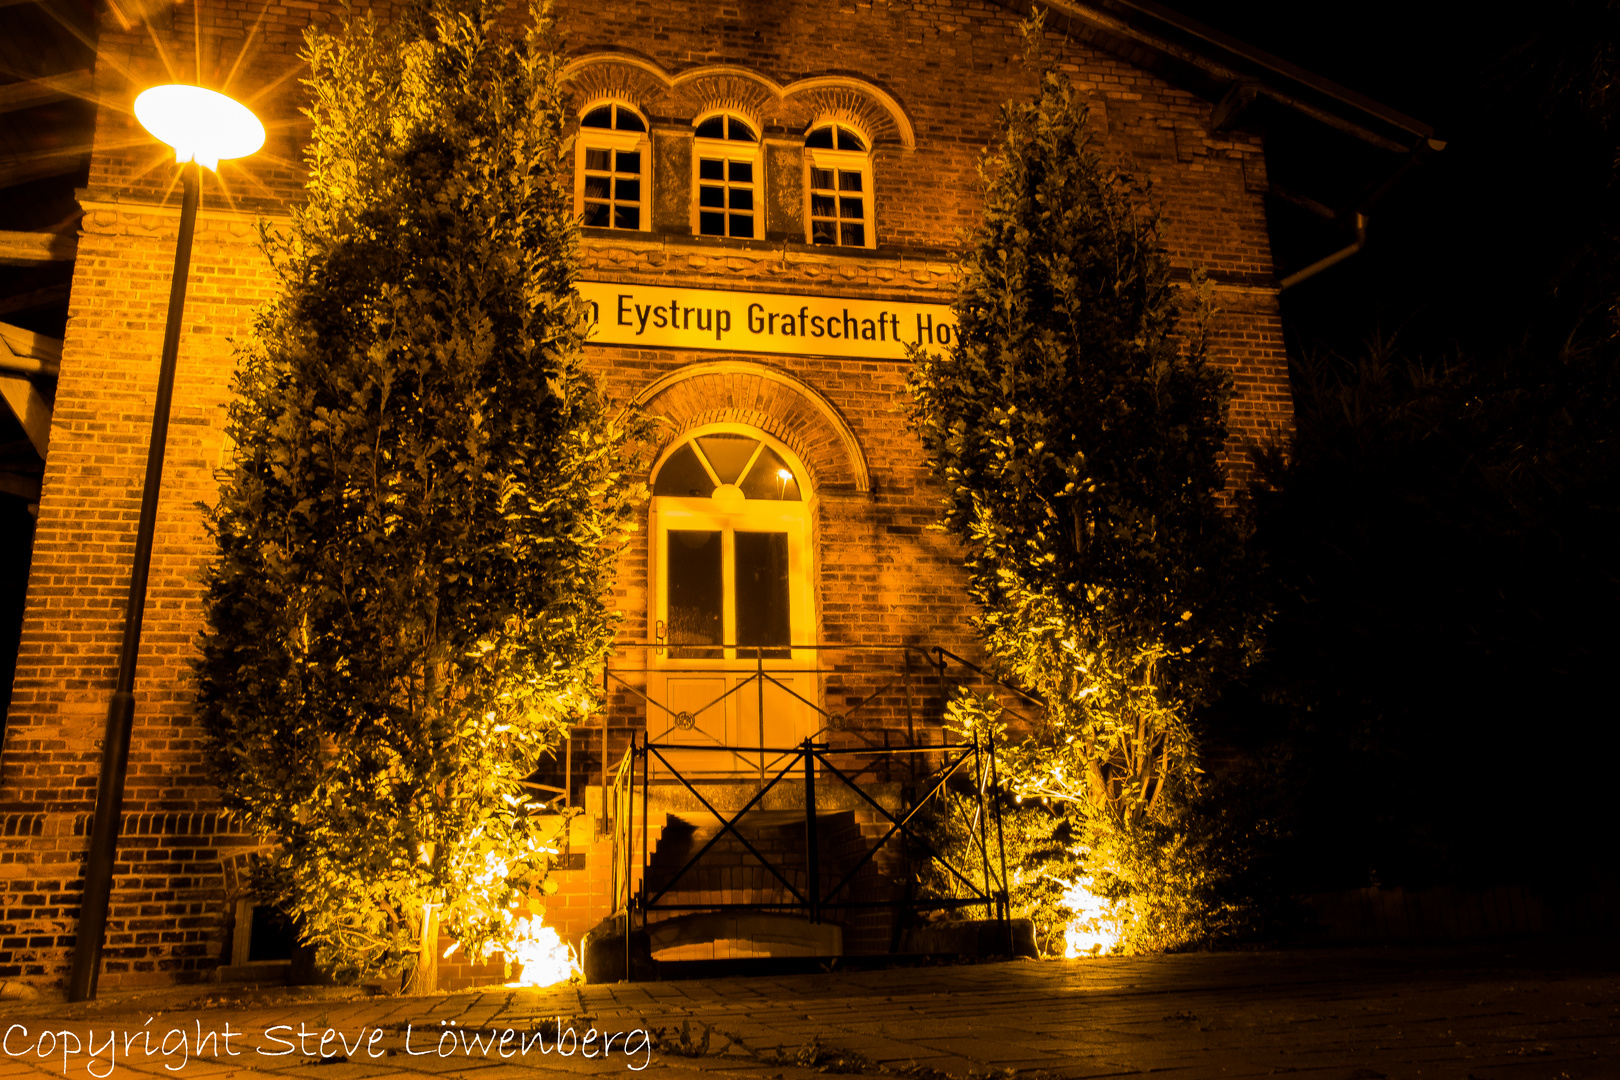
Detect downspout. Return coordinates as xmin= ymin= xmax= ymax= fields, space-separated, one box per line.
xmin=1278 ymin=137 xmax=1446 ymax=291
xmin=1280 ymin=211 xmax=1368 ymax=290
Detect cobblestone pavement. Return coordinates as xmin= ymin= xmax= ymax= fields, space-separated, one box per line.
xmin=0 ymin=942 xmax=1615 ymax=1080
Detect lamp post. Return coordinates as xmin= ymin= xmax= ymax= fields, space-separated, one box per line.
xmin=68 ymin=85 xmax=264 ymax=1002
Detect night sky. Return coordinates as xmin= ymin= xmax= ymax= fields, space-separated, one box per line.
xmin=1161 ymin=0 xmax=1609 ymax=363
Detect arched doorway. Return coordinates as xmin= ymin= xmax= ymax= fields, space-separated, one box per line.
xmin=647 ymin=425 xmax=816 ymax=776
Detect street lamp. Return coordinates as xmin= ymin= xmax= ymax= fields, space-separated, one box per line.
xmin=67 ymin=85 xmax=263 ymax=1002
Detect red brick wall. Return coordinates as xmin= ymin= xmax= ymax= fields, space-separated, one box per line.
xmin=0 ymin=0 xmax=1292 ymax=990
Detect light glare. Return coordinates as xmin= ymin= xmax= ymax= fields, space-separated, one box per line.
xmin=1061 ymin=875 xmax=1122 ymax=957
xmin=504 ymin=915 xmax=582 ymax=987
xmin=134 ymin=84 xmax=265 ymax=171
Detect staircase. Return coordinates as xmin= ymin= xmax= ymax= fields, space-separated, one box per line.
xmin=640 ymin=807 xmax=902 ymax=958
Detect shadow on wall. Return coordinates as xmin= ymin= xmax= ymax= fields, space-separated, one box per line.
xmin=0 ymin=496 xmax=35 ymax=748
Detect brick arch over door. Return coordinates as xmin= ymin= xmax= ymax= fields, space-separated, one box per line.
xmin=632 ymin=360 xmax=872 ymax=497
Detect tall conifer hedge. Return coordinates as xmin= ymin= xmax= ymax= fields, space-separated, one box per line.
xmin=197 ymin=0 xmax=641 ymax=987
xmin=905 ymin=22 xmax=1264 ymax=951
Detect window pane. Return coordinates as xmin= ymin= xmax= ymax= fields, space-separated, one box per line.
xmin=838 ymin=170 xmax=863 ymax=192
xmin=696 ymin=116 xmax=725 ymax=139
xmin=729 ymin=188 xmax=754 ymax=211
xmin=582 ymin=106 xmax=612 ymax=128
xmin=735 ymin=531 xmax=791 ymax=655
xmin=811 ymin=221 xmax=836 ymax=245
xmin=728 ymin=160 xmax=753 ymax=183
xmin=839 ymin=196 xmax=863 ymax=220
xmin=729 ymin=213 xmax=753 ymax=237
xmin=615 ymin=177 xmax=641 ymax=202
xmin=653 ymin=443 xmax=717 ymax=497
xmin=615 ymin=150 xmax=640 ymax=174
xmin=840 ymin=222 xmax=866 ymax=246
xmin=582 ymin=202 xmax=610 ymax=228
xmin=738 ymin=444 xmax=802 ymax=501
xmin=585 ymin=148 xmax=611 ymax=171
xmin=805 ymin=126 xmax=834 ymax=149
xmin=810 ymin=167 xmax=834 ymax=190
xmin=810 ymin=193 xmax=836 ymax=218
xmin=583 ymin=175 xmax=611 ymax=200
xmin=696 ymin=434 xmax=757 ymax=484
xmin=836 ymin=127 xmax=867 ymax=151
xmin=616 ymin=107 xmax=646 ymax=132
xmin=668 ymin=530 xmax=723 ymax=660
xmin=699 ymin=158 xmax=724 ymax=181
xmin=699 ymin=185 xmax=725 ymax=209
xmin=727 ymin=116 xmax=757 ymax=142
xmin=614 ymin=204 xmax=639 ymax=229
xmin=699 ymin=211 xmax=726 ymax=235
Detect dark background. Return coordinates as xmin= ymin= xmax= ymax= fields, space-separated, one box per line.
xmin=1160 ymin=1 xmax=1620 ymax=899
xmin=1162 ymin=0 xmax=1607 ymax=360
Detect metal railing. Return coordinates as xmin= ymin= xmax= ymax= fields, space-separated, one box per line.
xmin=596 ymin=642 xmax=1040 ymax=976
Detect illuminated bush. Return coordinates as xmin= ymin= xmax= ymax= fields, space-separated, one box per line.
xmin=197 ymin=0 xmax=644 ymax=990
xmin=904 ymin=14 xmax=1265 ymax=952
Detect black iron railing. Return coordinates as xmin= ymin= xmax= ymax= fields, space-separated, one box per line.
xmin=596 ymin=642 xmax=1041 ymax=977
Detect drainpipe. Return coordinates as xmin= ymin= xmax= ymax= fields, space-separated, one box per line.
xmin=1280 ymin=211 xmax=1368 ymax=290
xmin=1278 ymin=137 xmax=1446 ymax=291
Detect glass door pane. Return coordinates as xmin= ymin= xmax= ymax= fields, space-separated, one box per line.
xmin=734 ymin=530 xmax=790 ymax=659
xmin=668 ymin=530 xmax=722 ymax=659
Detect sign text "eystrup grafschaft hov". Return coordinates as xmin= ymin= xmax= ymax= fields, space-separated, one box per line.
xmin=577 ymin=282 xmax=959 ymax=361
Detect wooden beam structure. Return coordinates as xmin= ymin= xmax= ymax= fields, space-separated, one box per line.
xmin=0 ymin=69 xmax=95 ymax=114
xmin=0 ymin=230 xmax=78 ymax=265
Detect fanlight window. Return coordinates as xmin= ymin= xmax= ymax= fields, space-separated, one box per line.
xmin=653 ymin=433 xmax=801 ymax=501
xmin=581 ymin=103 xmax=647 ymax=132
xmin=695 ymin=115 xmax=756 ymax=142
xmin=652 ymin=433 xmax=808 ymax=661
xmin=805 ymin=123 xmax=866 ymax=151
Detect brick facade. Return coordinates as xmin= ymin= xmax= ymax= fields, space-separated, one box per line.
xmin=0 ymin=0 xmax=1292 ymax=989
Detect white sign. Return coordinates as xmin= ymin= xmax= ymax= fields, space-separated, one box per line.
xmin=577 ymin=281 xmax=959 ymax=360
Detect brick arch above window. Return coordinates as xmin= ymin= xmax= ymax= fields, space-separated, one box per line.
xmin=563 ymin=61 xmax=664 ymax=122
xmin=631 ymin=360 xmax=872 ymax=497
xmin=559 ymin=54 xmax=916 ymax=150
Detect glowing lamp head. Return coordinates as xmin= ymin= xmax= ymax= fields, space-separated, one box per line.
xmin=134 ymin=84 xmax=264 ymax=171
xmin=776 ymin=468 xmax=793 ymax=482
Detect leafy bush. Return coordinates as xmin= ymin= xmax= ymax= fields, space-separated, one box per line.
xmin=196 ymin=0 xmax=645 ymax=989
xmin=903 ymin=15 xmax=1266 ymax=954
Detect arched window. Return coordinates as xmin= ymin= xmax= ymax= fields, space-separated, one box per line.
xmin=692 ymin=113 xmax=761 ymax=240
xmin=804 ymin=122 xmax=873 ymax=248
xmin=576 ymin=102 xmax=649 ymax=231
xmin=648 ymin=427 xmax=816 ymax=772
xmin=652 ymin=428 xmax=810 ymax=659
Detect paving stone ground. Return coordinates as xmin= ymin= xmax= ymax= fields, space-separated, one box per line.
xmin=0 ymin=942 xmax=1615 ymax=1080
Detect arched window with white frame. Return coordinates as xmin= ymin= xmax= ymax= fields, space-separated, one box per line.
xmin=576 ymin=101 xmax=649 ymax=231
xmin=692 ymin=113 xmax=762 ymax=240
xmin=804 ymin=122 xmax=873 ymax=248
xmin=648 ymin=427 xmax=816 ymax=772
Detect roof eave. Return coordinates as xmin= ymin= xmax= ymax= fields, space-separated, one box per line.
xmin=1007 ymin=0 xmax=1435 ymax=151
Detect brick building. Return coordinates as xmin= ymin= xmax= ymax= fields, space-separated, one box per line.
xmin=0 ymin=0 xmax=1433 ymax=990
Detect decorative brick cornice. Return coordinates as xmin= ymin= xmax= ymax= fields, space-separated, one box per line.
xmin=0 ymin=813 xmax=45 ymax=838
xmin=71 ymin=811 xmax=257 ymax=838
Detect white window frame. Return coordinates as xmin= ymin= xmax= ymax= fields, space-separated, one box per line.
xmin=804 ymin=126 xmax=875 ymax=249
xmin=691 ymin=112 xmax=764 ymax=241
xmin=648 ymin=425 xmax=815 ymax=667
xmin=574 ymin=103 xmax=651 ymax=232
